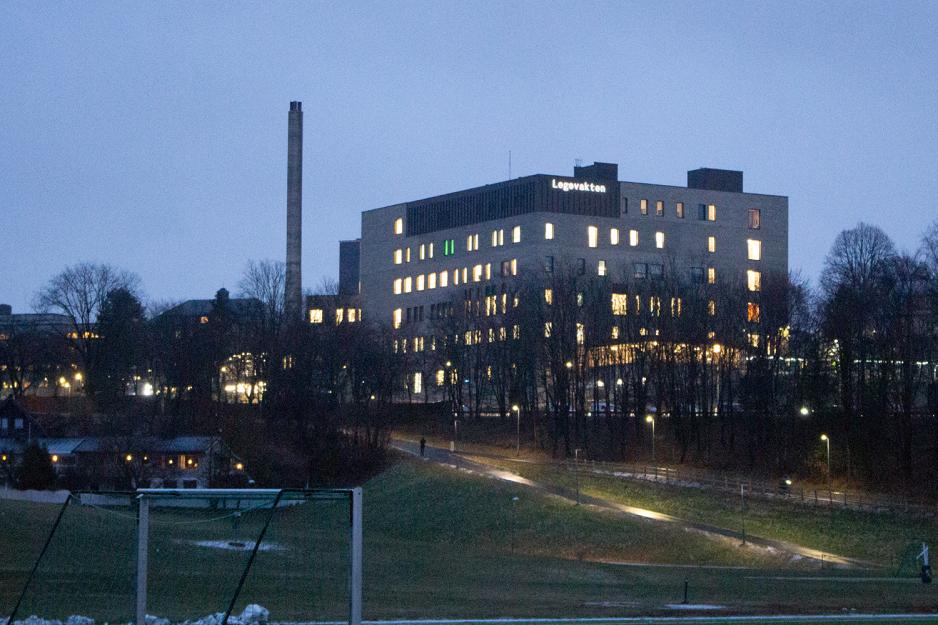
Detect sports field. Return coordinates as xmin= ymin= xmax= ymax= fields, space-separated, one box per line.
xmin=0 ymin=459 xmax=936 ymax=623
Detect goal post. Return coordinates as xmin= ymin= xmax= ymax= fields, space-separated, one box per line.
xmin=133 ymin=487 xmax=363 ymax=625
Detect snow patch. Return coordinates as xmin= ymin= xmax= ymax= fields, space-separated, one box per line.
xmin=186 ymin=540 xmax=286 ymax=552
xmin=8 ymin=604 xmax=270 ymax=625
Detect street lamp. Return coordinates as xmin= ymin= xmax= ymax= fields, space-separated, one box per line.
xmin=800 ymin=406 xmax=810 ymax=416
xmin=820 ymin=434 xmax=831 ymax=490
xmin=646 ymin=415 xmax=656 ymax=462
xmin=512 ymin=404 xmax=521 ymax=456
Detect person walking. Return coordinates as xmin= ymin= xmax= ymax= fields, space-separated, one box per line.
xmin=419 ymin=437 xmax=427 ymax=457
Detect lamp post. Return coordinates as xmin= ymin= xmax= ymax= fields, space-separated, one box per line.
xmin=512 ymin=404 xmax=520 ymax=456
xmin=646 ymin=414 xmax=656 ymax=462
xmin=820 ymin=433 xmax=831 ymax=494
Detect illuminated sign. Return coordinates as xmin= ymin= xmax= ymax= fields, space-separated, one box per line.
xmin=551 ymin=178 xmax=607 ymax=193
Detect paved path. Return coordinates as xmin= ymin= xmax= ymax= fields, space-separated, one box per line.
xmin=392 ymin=439 xmax=871 ymax=569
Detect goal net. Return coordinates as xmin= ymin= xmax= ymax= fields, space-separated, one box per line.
xmin=3 ymin=488 xmax=362 ymax=625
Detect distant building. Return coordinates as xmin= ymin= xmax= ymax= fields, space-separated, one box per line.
xmin=356 ymin=162 xmax=788 ymax=329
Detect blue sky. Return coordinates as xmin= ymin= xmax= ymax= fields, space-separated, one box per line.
xmin=2 ymin=1 xmax=936 ymax=311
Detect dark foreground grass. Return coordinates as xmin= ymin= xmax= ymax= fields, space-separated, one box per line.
xmin=464 ymin=457 xmax=938 ymax=568
xmin=1 ymin=460 xmax=937 ymax=622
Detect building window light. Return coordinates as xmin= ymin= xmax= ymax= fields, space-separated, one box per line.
xmin=309 ymin=308 xmax=323 ymax=324
xmin=544 ymin=288 xmax=553 ymax=305
xmin=747 ymin=269 xmax=761 ymax=292
xmin=335 ymin=308 xmax=345 ymax=324
xmin=404 ymin=276 xmax=412 ymax=293
xmin=462 ymin=267 xmax=468 ymax=283
xmin=512 ymin=225 xmax=521 ymax=243
xmin=428 ymin=272 xmax=437 ymax=289
xmin=611 ymin=293 xmax=628 ymax=316
xmin=428 ymin=242 xmax=434 ymax=258
xmin=707 ymin=267 xmax=716 ymax=284
xmin=640 ymin=199 xmax=648 ymax=215
xmin=392 ymin=308 xmax=402 ymax=329
xmin=655 ymin=200 xmax=663 ymax=216
xmin=610 ymin=228 xmax=620 ymax=245
xmin=655 ymin=232 xmax=665 ymax=249
xmin=708 ymin=204 xmax=717 ymax=221
xmin=708 ymin=236 xmax=716 ymax=253
xmin=511 ymin=258 xmax=518 ymax=275
xmin=629 ymin=229 xmax=639 ymax=246
xmin=747 ymin=302 xmax=761 ymax=323
xmin=485 ymin=263 xmax=491 ymax=280
xmin=393 ymin=249 xmax=403 ymax=264
xmin=394 ymin=217 xmax=403 ymax=235
xmin=439 ymin=271 xmax=448 ymax=288
xmin=708 ymin=300 xmax=716 ymax=316
xmin=405 ymin=247 xmax=411 ymax=263
xmin=416 ymin=274 xmax=425 ymax=291
xmin=598 ymin=260 xmax=607 ymax=276
xmin=676 ymin=202 xmax=684 ymax=218
xmin=588 ymin=226 xmax=599 ymax=248
xmin=747 ymin=239 xmax=762 ymax=261
xmin=545 ymin=222 xmax=554 ymax=240
xmin=419 ymin=244 xmax=426 ymax=260
xmin=393 ymin=278 xmax=402 ymax=295
xmin=473 ymin=264 xmax=483 ymax=282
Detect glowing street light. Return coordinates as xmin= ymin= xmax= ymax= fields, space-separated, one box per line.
xmin=800 ymin=406 xmax=810 ymax=416
xmin=820 ymin=433 xmax=831 ymax=487
xmin=646 ymin=414 xmax=656 ymax=461
xmin=512 ymin=404 xmax=521 ymax=456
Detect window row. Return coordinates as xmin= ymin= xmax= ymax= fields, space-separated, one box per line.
xmin=393 ymin=260 xmax=519 ymax=295
xmin=308 ymin=307 xmax=362 ymax=325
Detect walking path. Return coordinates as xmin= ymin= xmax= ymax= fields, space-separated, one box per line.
xmin=392 ymin=439 xmax=871 ymax=569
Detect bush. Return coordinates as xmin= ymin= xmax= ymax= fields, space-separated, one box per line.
xmin=18 ymin=442 xmax=57 ymax=490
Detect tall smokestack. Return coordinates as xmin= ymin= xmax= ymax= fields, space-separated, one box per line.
xmin=285 ymin=101 xmax=303 ymax=322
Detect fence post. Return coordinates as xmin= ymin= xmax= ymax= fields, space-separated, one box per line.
xmin=349 ymin=487 xmax=363 ymax=625
xmin=135 ymin=495 xmax=149 ymax=625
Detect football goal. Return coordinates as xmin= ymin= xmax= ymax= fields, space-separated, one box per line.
xmin=5 ymin=487 xmax=362 ymax=625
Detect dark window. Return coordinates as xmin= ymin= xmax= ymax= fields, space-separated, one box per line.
xmin=621 ymin=197 xmax=628 ymax=215
xmin=501 ymin=260 xmax=510 ymax=277
xmin=544 ymin=256 xmax=554 ymax=273
xmin=649 ymin=263 xmax=664 ymax=279
xmin=697 ymin=203 xmax=707 ymax=221
xmin=690 ymin=267 xmax=704 ymax=284
xmin=748 ymin=208 xmax=761 ymax=229
xmin=633 ymin=263 xmax=648 ymax=279
xmin=576 ymin=258 xmax=586 ymax=275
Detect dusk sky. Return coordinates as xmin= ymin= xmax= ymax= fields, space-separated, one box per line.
xmin=2 ymin=1 xmax=936 ymax=313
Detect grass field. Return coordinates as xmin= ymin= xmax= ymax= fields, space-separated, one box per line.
xmin=459 ymin=455 xmax=938 ymax=568
xmin=1 ymin=459 xmax=937 ymax=622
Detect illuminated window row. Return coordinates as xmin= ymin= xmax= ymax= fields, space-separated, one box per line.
xmin=393 ymin=260 xmax=518 ymax=295
xmin=587 ymin=227 xmax=645 ymax=248
xmin=637 ymin=199 xmax=687 ymax=219
xmin=309 ymin=307 xmax=362 ymax=325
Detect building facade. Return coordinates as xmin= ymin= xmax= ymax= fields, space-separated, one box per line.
xmin=358 ymin=163 xmax=787 ymax=330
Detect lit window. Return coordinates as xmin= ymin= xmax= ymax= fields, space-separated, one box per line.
xmin=708 ymin=204 xmax=717 ymax=221
xmin=598 ymin=260 xmax=607 ymax=276
xmin=747 ymin=239 xmax=762 ymax=261
xmin=393 ymin=278 xmax=402 ymax=294
xmin=629 ymin=229 xmax=639 ymax=246
xmin=435 ymin=370 xmax=445 ymax=386
xmin=394 ymin=217 xmax=403 ymax=235
xmin=545 ymin=222 xmax=554 ymax=240
xmin=452 ymin=268 xmax=460 ymax=285
xmin=748 ymin=208 xmax=761 ymax=229
xmin=349 ymin=308 xmax=358 ymax=323
xmin=413 ymin=372 xmax=422 ymax=394
xmin=655 ymin=232 xmax=665 ymax=249
xmin=406 ymin=247 xmax=411 ymax=263
xmin=707 ymin=267 xmax=716 ymax=284
xmin=588 ymin=226 xmax=598 ymax=248
xmin=428 ymin=273 xmax=437 ymax=289
xmin=611 ymin=326 xmax=620 ymax=339
xmin=655 ymin=200 xmax=663 ymax=216
xmin=747 ymin=269 xmax=761 ymax=292
xmin=544 ymin=322 xmax=552 ymax=338
xmin=336 ymin=308 xmax=345 ymax=324
xmin=428 ymin=242 xmax=434 ymax=258
xmin=404 ymin=277 xmax=412 ymax=293
xmin=544 ymin=289 xmax=553 ymax=305
xmin=393 ymin=249 xmax=403 ymax=264
xmin=576 ymin=323 xmax=585 ymax=344
xmin=511 ymin=258 xmax=518 ymax=275
xmin=309 ymin=309 xmax=323 ymax=324
xmin=416 ymin=274 xmax=425 ymax=291
xmin=676 ymin=202 xmax=684 ymax=218
xmin=462 ymin=267 xmax=468 ymax=283
xmin=747 ymin=302 xmax=761 ymax=323
xmin=485 ymin=263 xmax=492 ymax=280
xmin=610 ymin=228 xmax=619 ymax=245
xmin=491 ymin=229 xmax=504 ymax=247
xmin=708 ymin=236 xmax=716 ymax=253
xmin=611 ymin=293 xmax=628 ymax=315
xmin=512 ymin=225 xmax=521 ymax=243
xmin=443 ymin=239 xmax=455 ymax=256
xmin=473 ymin=264 xmax=483 ymax=282
xmin=199 ymin=316 xmax=209 ymax=324
xmin=393 ymin=309 xmax=402 ymax=328
xmin=671 ymin=297 xmax=682 ymax=317
xmin=707 ymin=300 xmax=716 ymax=316
xmin=439 ymin=271 xmax=448 ymax=288
xmin=419 ymin=244 xmax=426 ymax=260
xmin=640 ymin=199 xmax=648 ymax=215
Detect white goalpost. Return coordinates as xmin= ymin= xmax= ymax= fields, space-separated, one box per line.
xmin=133 ymin=487 xmax=363 ymax=625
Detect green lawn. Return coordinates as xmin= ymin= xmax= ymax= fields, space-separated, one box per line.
xmin=464 ymin=457 xmax=938 ymax=568
xmin=1 ymin=460 xmax=937 ymax=622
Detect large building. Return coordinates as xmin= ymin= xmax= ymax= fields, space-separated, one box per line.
xmin=357 ymin=163 xmax=787 ymax=329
